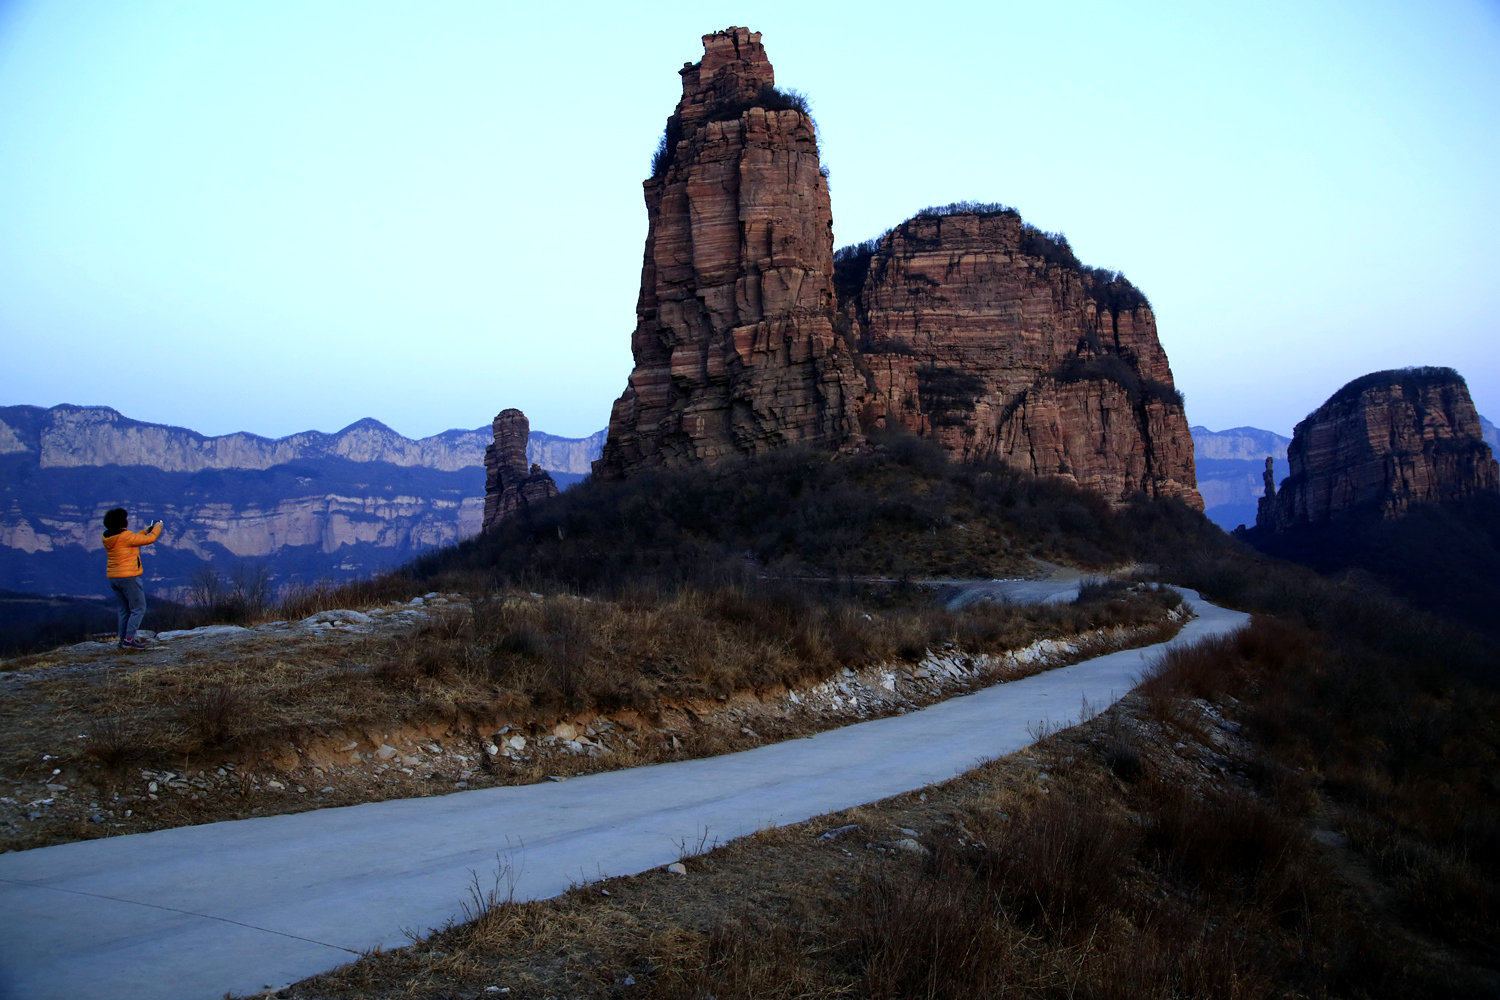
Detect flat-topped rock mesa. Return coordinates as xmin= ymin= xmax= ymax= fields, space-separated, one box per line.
xmin=483 ymin=409 xmax=559 ymax=531
xmin=593 ymin=27 xmax=866 ymax=478
xmin=1257 ymin=367 xmax=1499 ymax=530
xmin=839 ymin=208 xmax=1201 ymax=508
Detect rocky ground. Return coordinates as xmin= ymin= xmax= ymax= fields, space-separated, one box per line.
xmin=0 ymin=589 xmax=1184 ymax=854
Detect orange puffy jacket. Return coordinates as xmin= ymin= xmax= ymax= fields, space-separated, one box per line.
xmin=103 ymin=522 xmax=162 ymax=579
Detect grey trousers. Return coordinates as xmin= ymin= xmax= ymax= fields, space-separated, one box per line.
xmin=109 ymin=576 xmax=147 ymax=641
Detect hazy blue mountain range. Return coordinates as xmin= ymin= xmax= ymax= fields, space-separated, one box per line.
xmin=0 ymin=405 xmax=604 ymax=601
xmin=1191 ymin=426 xmax=1292 ymax=531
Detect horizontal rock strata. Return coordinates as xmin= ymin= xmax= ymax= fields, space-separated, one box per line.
xmin=483 ymin=409 xmax=559 ymax=530
xmin=594 ymin=27 xmax=865 ymax=478
xmin=840 ymin=210 xmax=1201 ymax=507
xmin=1258 ymin=367 xmax=1500 ymax=529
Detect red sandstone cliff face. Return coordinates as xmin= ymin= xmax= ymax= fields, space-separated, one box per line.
xmin=839 ymin=211 xmax=1201 ymax=508
xmin=483 ymin=409 xmax=558 ymax=531
xmin=593 ymin=27 xmax=865 ymax=478
xmin=1258 ymin=368 xmax=1500 ymax=529
xmin=595 ymin=30 xmax=1199 ymax=510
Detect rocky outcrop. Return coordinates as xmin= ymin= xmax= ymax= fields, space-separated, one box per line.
xmin=482 ymin=409 xmax=558 ymax=530
xmin=1257 ymin=367 xmax=1499 ymax=530
xmin=593 ymin=27 xmax=866 ymax=478
xmin=595 ymin=32 xmax=1199 ymax=509
xmin=839 ymin=209 xmax=1201 ymax=508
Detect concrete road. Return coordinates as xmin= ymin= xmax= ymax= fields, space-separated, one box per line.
xmin=0 ymin=589 xmax=1247 ymax=1000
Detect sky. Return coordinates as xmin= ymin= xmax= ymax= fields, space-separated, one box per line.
xmin=1 ymin=1 xmax=1496 ymax=441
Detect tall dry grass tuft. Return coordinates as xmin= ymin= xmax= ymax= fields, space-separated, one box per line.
xmin=852 ymin=860 xmax=1017 ymax=999
xmin=1141 ymin=782 xmax=1307 ymax=898
xmin=647 ymin=910 xmax=837 ymax=1000
xmin=177 ymin=683 xmax=249 ymax=750
xmin=967 ymin=788 xmax=1137 ymax=936
xmin=79 ymin=716 xmax=147 ymax=772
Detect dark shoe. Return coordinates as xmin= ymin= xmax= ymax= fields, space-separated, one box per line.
xmin=118 ymin=638 xmax=149 ymax=650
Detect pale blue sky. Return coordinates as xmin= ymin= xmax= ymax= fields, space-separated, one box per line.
xmin=1 ymin=1 xmax=1496 ymax=440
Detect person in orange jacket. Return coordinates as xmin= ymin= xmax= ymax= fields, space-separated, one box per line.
xmin=102 ymin=507 xmax=163 ymax=650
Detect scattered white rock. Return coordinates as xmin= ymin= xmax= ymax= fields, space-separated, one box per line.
xmin=155 ymin=625 xmax=252 ymax=642
xmin=299 ymin=610 xmax=373 ymax=627
xmin=375 ymin=745 xmax=398 ymax=760
xmin=667 ymin=862 xmax=688 ymax=875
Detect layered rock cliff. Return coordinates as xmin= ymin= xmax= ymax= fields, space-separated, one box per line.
xmin=839 ymin=209 xmax=1201 ymax=508
xmin=1256 ymin=367 xmax=1499 ymax=530
xmin=595 ymin=30 xmax=1199 ymax=509
xmin=0 ymin=405 xmax=603 ymax=599
xmin=593 ymin=27 xmax=865 ymax=478
xmin=482 ymin=409 xmax=559 ymax=531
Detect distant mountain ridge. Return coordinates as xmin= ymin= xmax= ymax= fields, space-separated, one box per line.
xmin=1191 ymin=425 xmax=1292 ymax=531
xmin=0 ymin=404 xmax=604 ymax=600
xmin=0 ymin=404 xmax=607 ymax=475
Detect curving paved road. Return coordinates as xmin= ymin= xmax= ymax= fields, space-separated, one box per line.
xmin=0 ymin=587 xmax=1248 ymax=1000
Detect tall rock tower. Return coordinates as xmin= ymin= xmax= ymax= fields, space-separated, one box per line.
xmin=593 ymin=27 xmax=865 ymax=478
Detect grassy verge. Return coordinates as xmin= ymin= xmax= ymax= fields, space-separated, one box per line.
xmin=0 ymin=580 xmax=1180 ymax=851
xmin=258 ymin=606 xmax=1499 ymax=999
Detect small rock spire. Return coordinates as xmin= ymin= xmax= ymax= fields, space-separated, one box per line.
xmin=482 ymin=408 xmax=558 ymax=531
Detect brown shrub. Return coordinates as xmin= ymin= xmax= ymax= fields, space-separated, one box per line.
xmin=176 ymin=683 xmax=248 ymax=750
xmin=968 ymin=788 xmax=1138 ymax=935
xmin=851 ymin=860 xmax=1017 ymax=999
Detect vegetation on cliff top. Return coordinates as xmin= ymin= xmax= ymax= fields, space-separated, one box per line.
xmin=834 ymin=201 xmax=1151 ymax=319
xmin=1321 ymin=364 xmax=1466 ymax=412
xmin=650 ymin=84 xmax=815 ymax=179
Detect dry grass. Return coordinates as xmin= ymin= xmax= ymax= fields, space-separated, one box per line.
xmin=246 ymin=607 xmax=1500 ymax=1000
xmin=0 ymin=580 xmax=1180 ymax=852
